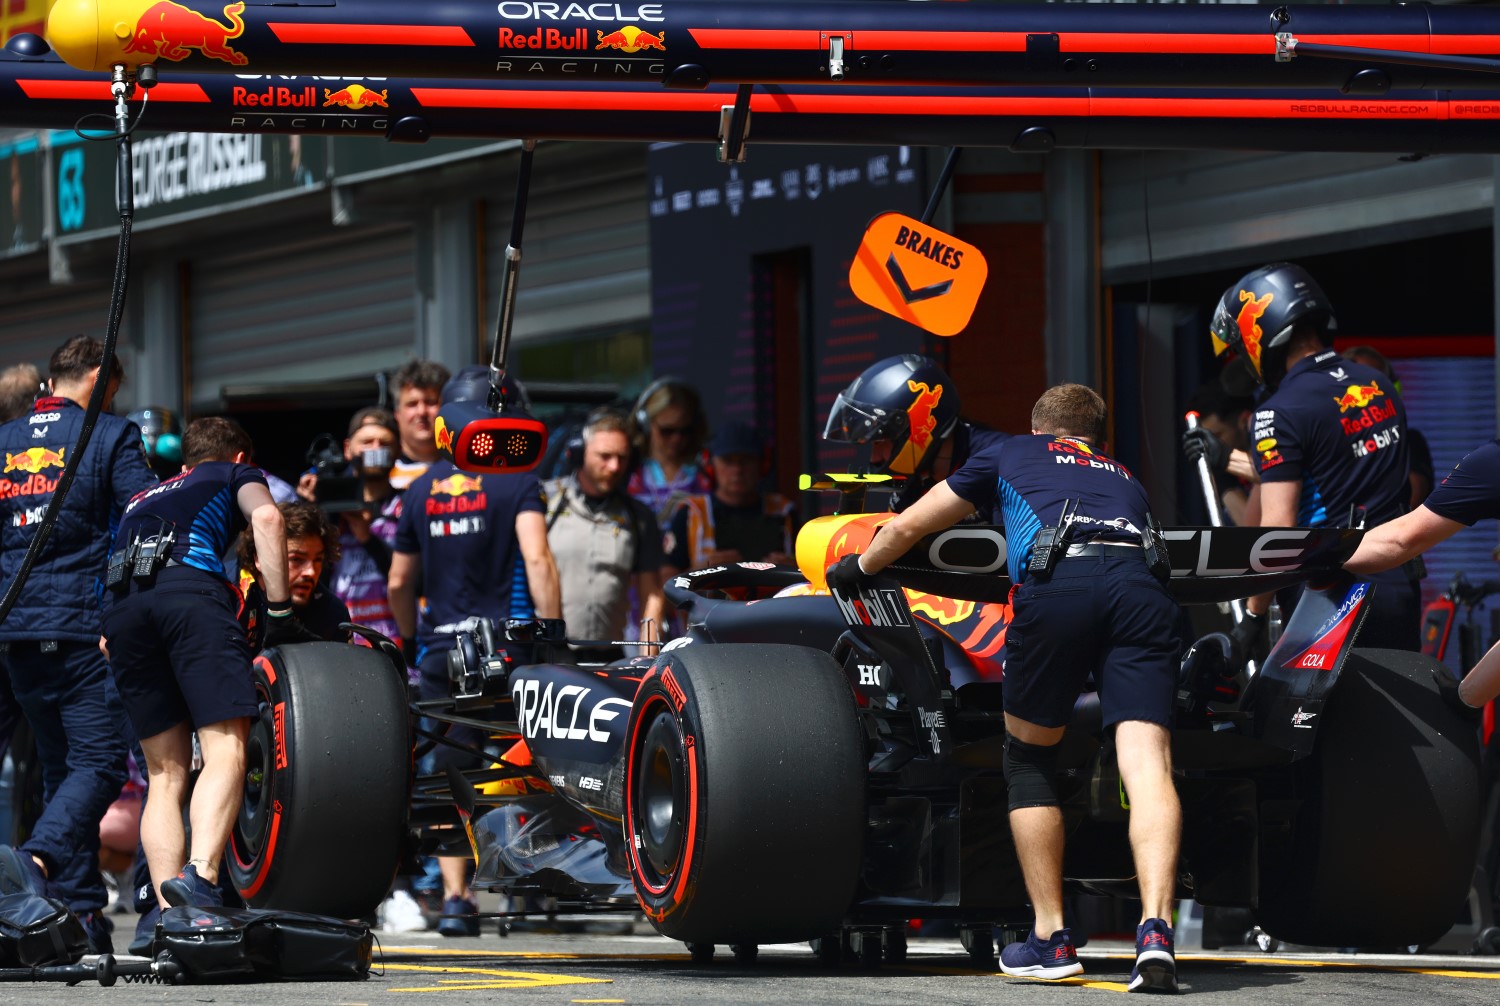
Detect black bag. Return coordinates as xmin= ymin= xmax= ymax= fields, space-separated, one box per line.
xmin=155 ymin=906 xmax=371 ymax=982
xmin=0 ymin=892 xmax=87 ymax=967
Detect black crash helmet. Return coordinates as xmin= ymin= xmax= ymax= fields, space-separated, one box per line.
xmin=822 ymin=354 xmax=960 ymax=476
xmin=1210 ymin=262 xmax=1336 ymax=391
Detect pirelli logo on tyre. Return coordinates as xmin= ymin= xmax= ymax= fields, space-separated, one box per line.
xmin=849 ymin=212 xmax=987 ymax=338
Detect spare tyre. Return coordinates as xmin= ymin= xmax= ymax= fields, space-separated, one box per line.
xmin=227 ymin=642 xmax=411 ymax=919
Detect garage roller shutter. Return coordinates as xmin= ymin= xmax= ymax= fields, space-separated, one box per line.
xmin=187 ymin=223 xmax=417 ymax=410
xmin=483 ymin=142 xmax=649 ymax=344
xmin=4 ymin=283 xmax=118 ymax=375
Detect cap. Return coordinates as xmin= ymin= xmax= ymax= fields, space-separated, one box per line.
xmin=709 ymin=421 xmax=763 ymax=459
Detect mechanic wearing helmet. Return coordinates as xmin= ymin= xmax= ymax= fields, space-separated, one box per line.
xmin=828 ymin=384 xmax=1182 ymax=992
xmin=823 ymin=353 xmax=1009 ymax=516
xmin=1346 ymin=436 xmax=1500 ymax=712
xmin=1207 ymin=262 xmax=1418 ymax=658
xmin=388 ymin=365 xmax=561 ymax=936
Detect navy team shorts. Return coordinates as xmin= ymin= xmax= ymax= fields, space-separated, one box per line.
xmin=1003 ymin=552 xmax=1181 ymax=730
xmin=102 ymin=566 xmax=257 ymax=740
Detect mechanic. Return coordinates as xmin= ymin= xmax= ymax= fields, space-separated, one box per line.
xmin=662 ymin=422 xmax=795 ymax=577
xmin=238 ymin=501 xmax=351 ymax=644
xmin=1347 ymin=436 xmax=1500 ymax=711
xmin=1179 ymin=380 xmax=1257 ymax=525
xmin=543 ymin=406 xmax=665 ymax=661
xmin=1208 ymin=262 xmax=1420 ymax=658
xmin=389 ymin=366 xmax=560 ymax=936
xmin=388 ymin=359 xmax=451 ymax=491
xmin=300 ymin=407 xmax=404 ymax=651
xmin=99 ymin=417 xmax=291 ymax=945
xmin=0 ymin=336 xmax=157 ymax=953
xmin=823 ymin=353 xmax=1009 ymax=517
xmin=827 ymin=384 xmax=1182 ymax=993
xmin=627 ymin=377 xmax=713 ymax=526
xmin=1342 ymin=345 xmax=1435 ymax=508
xmin=0 ymin=362 xmax=40 ymax=422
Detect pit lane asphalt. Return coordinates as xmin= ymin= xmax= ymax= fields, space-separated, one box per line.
xmin=1 ymin=921 xmax=1498 ymax=1004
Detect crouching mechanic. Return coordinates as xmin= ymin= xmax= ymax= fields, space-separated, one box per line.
xmin=827 ymin=385 xmax=1182 ymax=993
xmin=101 ymin=418 xmax=291 ymax=944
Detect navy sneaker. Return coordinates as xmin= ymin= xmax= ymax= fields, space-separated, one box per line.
xmin=1128 ymin=918 xmax=1178 ymax=994
xmin=437 ymin=896 xmax=480 ymax=938
xmin=0 ymin=846 xmax=50 ymax=898
xmin=999 ymin=927 xmax=1084 ymax=980
xmin=128 ymin=905 xmax=161 ymax=957
xmin=78 ymin=910 xmax=114 ymax=955
xmin=159 ymin=864 xmax=223 ymax=909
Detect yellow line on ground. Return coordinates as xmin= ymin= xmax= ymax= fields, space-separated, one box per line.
xmin=382 ymin=962 xmax=612 ymax=993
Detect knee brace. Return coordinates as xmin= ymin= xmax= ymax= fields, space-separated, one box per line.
xmin=1004 ymin=736 xmax=1061 ymax=811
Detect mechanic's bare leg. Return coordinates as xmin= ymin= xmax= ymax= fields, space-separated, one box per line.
xmin=186 ymin=718 xmax=250 ymax=885
xmin=1005 ymin=715 xmax=1067 ymax=938
xmin=1114 ymin=720 xmax=1180 ymax=923
xmin=439 ymin=856 xmax=471 ymax=902
xmin=138 ymin=721 xmax=194 ymax=909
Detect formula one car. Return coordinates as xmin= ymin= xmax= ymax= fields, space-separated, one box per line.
xmin=233 ymin=506 xmax=1480 ymax=957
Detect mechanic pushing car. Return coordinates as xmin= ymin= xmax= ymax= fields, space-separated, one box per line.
xmin=823 ymin=354 xmax=1010 ymax=516
xmin=1209 ymin=263 xmax=1421 ymax=658
xmin=828 ymin=384 xmax=1182 ymax=993
xmin=1348 ymin=435 xmax=1500 ymax=711
xmin=100 ymin=418 xmax=291 ymax=952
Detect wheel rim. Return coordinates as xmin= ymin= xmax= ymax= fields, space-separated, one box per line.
xmin=231 ymin=703 xmax=276 ymax=862
xmin=636 ymin=707 xmax=686 ymax=882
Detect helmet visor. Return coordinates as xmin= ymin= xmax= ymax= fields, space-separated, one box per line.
xmin=822 ymin=392 xmax=898 ymax=444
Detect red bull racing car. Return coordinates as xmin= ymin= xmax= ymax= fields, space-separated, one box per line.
xmin=235 ymin=507 xmax=1480 ymax=959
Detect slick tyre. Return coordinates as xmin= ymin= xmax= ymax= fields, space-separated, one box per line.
xmin=227 ymin=642 xmax=411 ymax=919
xmin=1256 ymin=648 xmax=1480 ymax=948
xmin=625 ymin=644 xmax=864 ymax=946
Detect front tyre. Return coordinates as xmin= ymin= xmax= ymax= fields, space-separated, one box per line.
xmin=625 ymin=644 xmax=865 ymax=946
xmin=227 ymin=642 xmax=411 ymax=919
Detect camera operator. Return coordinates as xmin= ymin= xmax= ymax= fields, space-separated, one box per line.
xmin=297 ymin=408 xmax=403 ymax=651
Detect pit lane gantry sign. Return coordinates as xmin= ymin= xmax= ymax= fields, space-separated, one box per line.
xmin=849 ymin=212 xmax=987 ymax=338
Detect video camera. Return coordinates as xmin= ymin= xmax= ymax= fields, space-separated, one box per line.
xmin=304 ymin=433 xmax=365 ymax=513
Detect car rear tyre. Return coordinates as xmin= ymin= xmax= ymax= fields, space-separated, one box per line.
xmin=227 ymin=642 xmax=411 ymax=918
xmin=1255 ymin=648 xmax=1480 ymax=947
xmin=624 ymin=644 xmax=864 ymax=946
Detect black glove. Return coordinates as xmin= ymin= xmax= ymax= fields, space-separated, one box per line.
xmin=400 ymin=637 xmax=418 ymax=669
xmin=1182 ymin=427 xmax=1230 ymax=473
xmin=264 ymin=612 xmax=321 ymax=648
xmin=826 ymin=554 xmax=875 ymax=593
xmin=1228 ymin=611 xmax=1269 ymax=667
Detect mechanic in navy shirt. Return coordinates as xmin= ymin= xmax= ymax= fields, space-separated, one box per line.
xmin=828 ymin=385 xmax=1182 ymax=993
xmin=1208 ymin=263 xmax=1419 ymax=655
xmin=102 ymin=417 xmax=290 ymax=935
xmin=824 ymin=354 xmax=1010 ymax=517
xmin=388 ymin=367 xmax=560 ymax=935
xmin=1349 ymin=437 xmax=1500 ymax=710
xmin=0 ymin=336 xmax=157 ymax=951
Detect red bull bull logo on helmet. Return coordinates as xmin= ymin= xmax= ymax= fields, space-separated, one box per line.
xmin=1235 ymin=290 xmax=1273 ymax=369
xmin=595 ymin=25 xmax=665 ymax=52
xmin=323 ymin=84 xmax=388 ymax=110
xmin=121 ymin=0 xmax=249 ymax=66
xmin=434 ymin=416 xmax=455 ymax=455
xmin=905 ymin=380 xmax=943 ymax=451
xmin=4 ymin=447 xmax=64 ymax=475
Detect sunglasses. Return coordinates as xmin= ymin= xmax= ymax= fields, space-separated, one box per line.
xmin=654 ymin=424 xmax=693 ymax=437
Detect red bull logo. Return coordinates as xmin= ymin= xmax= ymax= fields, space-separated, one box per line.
xmin=121 ymin=0 xmax=248 ymax=66
xmin=1334 ymin=383 xmax=1384 ymax=413
xmin=430 ymin=474 xmax=485 ymax=497
xmin=905 ymin=380 xmax=944 ymax=451
xmin=4 ymin=447 xmax=64 ymax=475
xmin=1235 ymin=290 xmax=1274 ymax=368
xmin=323 ymin=84 xmax=388 ymax=111
xmin=595 ymin=25 xmax=665 ymax=52
xmin=434 ymin=416 xmax=454 ymax=455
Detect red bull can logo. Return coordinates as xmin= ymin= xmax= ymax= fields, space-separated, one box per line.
xmin=121 ymin=0 xmax=249 ymax=66
xmin=434 ymin=416 xmax=454 ymax=455
xmin=4 ymin=447 xmax=64 ymax=475
xmin=430 ymin=474 xmax=485 ymax=497
xmin=905 ymin=380 xmax=944 ymax=451
xmin=595 ymin=25 xmax=665 ymax=52
xmin=1334 ymin=383 xmax=1384 ymax=413
xmin=323 ymin=84 xmax=388 ymax=111
xmin=1235 ymin=290 xmax=1274 ymax=368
